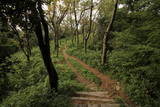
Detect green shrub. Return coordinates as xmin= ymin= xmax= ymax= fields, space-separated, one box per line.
xmin=1 ymin=83 xmax=72 ymax=107
xmin=1 ymin=45 xmax=85 ymax=107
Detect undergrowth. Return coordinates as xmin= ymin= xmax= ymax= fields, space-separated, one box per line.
xmin=66 ymin=38 xmax=160 ymax=107
xmin=0 ymin=44 xmax=85 ymax=107
xmin=68 ymin=58 xmax=101 ymax=86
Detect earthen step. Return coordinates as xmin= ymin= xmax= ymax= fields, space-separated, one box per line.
xmin=73 ymin=103 xmax=120 ymax=107
xmin=76 ymin=92 xmax=109 ymax=95
xmin=75 ymin=92 xmax=110 ymax=98
xmin=72 ymin=97 xmax=115 ymax=104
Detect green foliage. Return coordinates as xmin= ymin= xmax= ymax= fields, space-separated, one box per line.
xmin=109 ymin=35 xmax=160 ymax=106
xmin=0 ymin=45 xmax=85 ymax=106
xmin=0 ymin=0 xmax=159 ymax=106
xmin=108 ymin=1 xmax=160 ymax=105
xmin=0 ymin=73 xmax=10 ymax=101
xmin=68 ymin=58 xmax=101 ymax=85
xmin=66 ymin=1 xmax=160 ymax=105
xmin=115 ymin=97 xmax=126 ymax=107
xmin=67 ymin=43 xmax=107 ymax=73
xmin=0 ymin=31 xmax=19 ymax=58
xmin=1 ymin=84 xmax=72 ymax=107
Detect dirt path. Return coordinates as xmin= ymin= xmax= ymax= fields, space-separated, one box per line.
xmin=63 ymin=49 xmax=98 ymax=91
xmin=63 ymin=48 xmax=135 ymax=107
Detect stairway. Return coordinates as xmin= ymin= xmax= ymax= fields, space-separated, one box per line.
xmin=72 ymin=92 xmax=120 ymax=107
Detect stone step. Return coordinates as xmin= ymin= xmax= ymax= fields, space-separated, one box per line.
xmin=71 ymin=97 xmax=115 ymax=104
xmin=75 ymin=92 xmax=110 ymax=98
xmin=73 ymin=103 xmax=120 ymax=107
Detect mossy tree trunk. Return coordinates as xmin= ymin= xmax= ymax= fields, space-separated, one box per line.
xmin=101 ymin=0 xmax=118 ymax=65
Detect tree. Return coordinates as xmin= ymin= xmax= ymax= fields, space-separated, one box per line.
xmin=71 ymin=0 xmax=90 ymax=46
xmin=83 ymin=0 xmax=94 ymax=53
xmin=9 ymin=24 xmax=32 ymax=61
xmin=47 ymin=0 xmax=69 ymax=56
xmin=0 ymin=0 xmax=58 ymax=91
xmin=73 ymin=0 xmax=79 ymax=45
xmin=0 ymin=15 xmax=18 ymax=59
xmin=108 ymin=0 xmax=160 ymax=106
xmin=34 ymin=0 xmax=58 ymax=91
xmin=101 ymin=0 xmax=118 ymax=65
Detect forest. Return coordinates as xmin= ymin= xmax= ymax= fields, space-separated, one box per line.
xmin=0 ymin=0 xmax=160 ymax=107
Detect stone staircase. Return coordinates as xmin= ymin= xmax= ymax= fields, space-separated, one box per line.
xmin=72 ymin=92 xmax=120 ymax=107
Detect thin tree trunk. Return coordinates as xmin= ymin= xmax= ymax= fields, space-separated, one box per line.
xmin=73 ymin=0 xmax=79 ymax=46
xmin=82 ymin=25 xmax=85 ymax=44
xmin=10 ymin=25 xmax=31 ymax=61
xmin=101 ymin=0 xmax=118 ymax=65
xmin=24 ymin=12 xmax=32 ymax=61
xmin=56 ymin=37 xmax=59 ymax=57
xmin=52 ymin=22 xmax=59 ymax=57
xmin=84 ymin=0 xmax=93 ymax=53
xmin=84 ymin=39 xmax=88 ymax=53
xmin=54 ymin=32 xmax=59 ymax=57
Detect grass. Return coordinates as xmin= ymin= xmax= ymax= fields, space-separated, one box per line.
xmin=66 ymin=40 xmax=109 ymax=74
xmin=0 ymin=42 xmax=86 ymax=107
xmin=68 ymin=58 xmax=101 ymax=86
xmin=64 ymin=36 xmax=160 ymax=106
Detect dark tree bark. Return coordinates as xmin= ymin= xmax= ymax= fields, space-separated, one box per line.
xmin=0 ymin=0 xmax=58 ymax=91
xmin=33 ymin=0 xmax=58 ymax=91
xmin=101 ymin=0 xmax=118 ymax=65
xmin=35 ymin=22 xmax=58 ymax=91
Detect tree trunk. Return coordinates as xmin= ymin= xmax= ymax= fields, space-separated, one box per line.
xmin=101 ymin=34 xmax=108 ymax=65
xmin=35 ymin=21 xmax=58 ymax=91
xmin=73 ymin=0 xmax=79 ymax=46
xmin=84 ymin=0 xmax=93 ymax=53
xmin=76 ymin=29 xmax=79 ymax=46
xmin=71 ymin=38 xmax=74 ymax=46
xmin=101 ymin=0 xmax=118 ymax=65
xmin=52 ymin=23 xmax=59 ymax=57
xmin=34 ymin=0 xmax=58 ymax=91
xmin=10 ymin=25 xmax=31 ymax=61
xmin=54 ymin=33 xmax=59 ymax=57
xmin=25 ymin=13 xmax=31 ymax=61
xmin=84 ymin=38 xmax=88 ymax=53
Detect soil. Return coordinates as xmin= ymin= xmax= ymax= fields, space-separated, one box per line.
xmin=62 ymin=48 xmax=136 ymax=107
xmin=63 ymin=49 xmax=98 ymax=91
